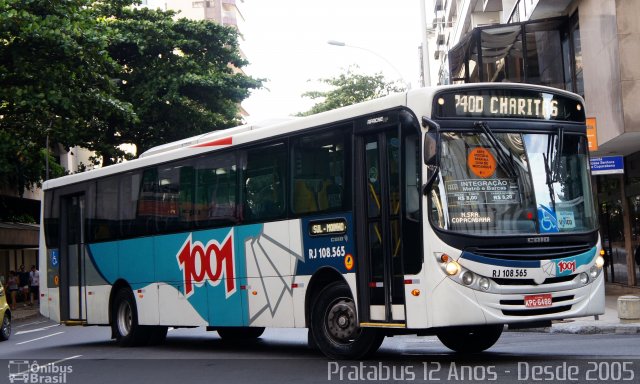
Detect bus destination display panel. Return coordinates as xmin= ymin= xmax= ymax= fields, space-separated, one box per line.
xmin=434 ymin=89 xmax=586 ymax=122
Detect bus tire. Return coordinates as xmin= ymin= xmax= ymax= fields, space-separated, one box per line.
xmin=307 ymin=328 xmax=319 ymax=351
xmin=436 ymin=324 xmax=503 ymax=353
xmin=217 ymin=327 xmax=265 ymax=340
xmin=112 ymin=288 xmax=150 ymax=347
xmin=311 ymin=281 xmax=383 ymax=359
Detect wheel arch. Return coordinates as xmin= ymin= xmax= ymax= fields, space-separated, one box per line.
xmin=304 ymin=267 xmax=350 ymax=328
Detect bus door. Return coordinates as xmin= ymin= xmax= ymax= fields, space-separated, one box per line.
xmin=59 ymin=194 xmax=87 ymax=322
xmin=355 ymin=121 xmax=408 ymax=325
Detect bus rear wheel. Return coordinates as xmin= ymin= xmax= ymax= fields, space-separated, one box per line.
xmin=112 ymin=288 xmax=150 ymax=347
xmin=311 ymin=282 xmax=383 ymax=359
xmin=217 ymin=327 xmax=265 ymax=341
xmin=436 ymin=324 xmax=503 ymax=353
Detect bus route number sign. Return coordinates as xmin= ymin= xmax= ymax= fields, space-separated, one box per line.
xmin=308 ymin=218 xmax=347 ymax=236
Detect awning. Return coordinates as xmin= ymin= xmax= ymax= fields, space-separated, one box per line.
xmin=0 ymin=222 xmax=40 ymax=248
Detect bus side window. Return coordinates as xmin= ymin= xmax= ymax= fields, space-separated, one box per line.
xmin=94 ymin=176 xmax=119 ymax=242
xmin=119 ymin=171 xmax=141 ymax=238
xmin=137 ymin=168 xmax=159 ymax=235
xmin=292 ymin=129 xmax=346 ymax=215
xmin=156 ymin=162 xmax=193 ymax=233
xmin=242 ymin=143 xmax=287 ymax=221
xmin=194 ymin=153 xmax=237 ymax=227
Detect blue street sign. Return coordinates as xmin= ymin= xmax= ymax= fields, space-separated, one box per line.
xmin=590 ymin=156 xmax=624 ymax=175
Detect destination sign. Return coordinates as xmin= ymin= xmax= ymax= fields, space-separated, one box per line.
xmin=309 ymin=218 xmax=348 ymax=236
xmin=434 ymin=89 xmax=585 ymax=122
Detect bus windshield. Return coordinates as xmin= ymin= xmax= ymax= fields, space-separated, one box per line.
xmin=429 ymin=128 xmax=597 ymax=236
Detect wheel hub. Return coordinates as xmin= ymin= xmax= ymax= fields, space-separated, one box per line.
xmin=117 ymin=301 xmax=132 ymax=337
xmin=326 ymin=299 xmax=358 ymax=341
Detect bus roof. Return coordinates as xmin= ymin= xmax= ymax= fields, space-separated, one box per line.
xmin=42 ymin=90 xmax=411 ymax=191
xmin=42 ymin=83 xmax=583 ymax=191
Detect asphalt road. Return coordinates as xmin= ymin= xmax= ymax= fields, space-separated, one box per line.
xmin=1 ymin=316 xmax=640 ymax=384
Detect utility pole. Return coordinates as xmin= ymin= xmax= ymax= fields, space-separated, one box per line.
xmin=419 ymin=0 xmax=432 ymax=87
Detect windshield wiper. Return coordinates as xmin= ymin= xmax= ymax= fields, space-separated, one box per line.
xmin=542 ymin=126 xmax=565 ymax=210
xmin=474 ymin=121 xmax=518 ymax=179
xmin=543 ymin=126 xmax=565 ymax=183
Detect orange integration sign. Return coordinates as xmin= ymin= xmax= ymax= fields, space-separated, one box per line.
xmin=344 ymin=254 xmax=354 ymax=271
xmin=467 ymin=147 xmax=497 ymax=178
xmin=586 ymin=117 xmax=598 ymax=151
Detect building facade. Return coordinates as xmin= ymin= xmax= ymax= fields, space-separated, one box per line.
xmin=142 ymin=0 xmax=245 ymax=28
xmin=426 ymin=0 xmax=640 ymax=287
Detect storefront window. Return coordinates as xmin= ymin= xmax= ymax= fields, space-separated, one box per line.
xmin=598 ymin=176 xmax=628 ymax=284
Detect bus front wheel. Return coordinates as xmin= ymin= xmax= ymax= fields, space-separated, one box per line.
xmin=112 ymin=288 xmax=150 ymax=347
xmin=436 ymin=324 xmax=503 ymax=353
xmin=311 ymin=282 xmax=383 ymax=359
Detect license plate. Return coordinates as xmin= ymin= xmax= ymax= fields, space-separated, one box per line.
xmin=524 ymin=294 xmax=552 ymax=308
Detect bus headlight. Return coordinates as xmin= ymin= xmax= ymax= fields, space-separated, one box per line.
xmin=595 ymin=255 xmax=605 ymax=269
xmin=461 ymin=271 xmax=475 ymax=285
xmin=579 ymin=273 xmax=589 ymax=285
xmin=479 ymin=277 xmax=491 ymax=291
xmin=590 ymin=265 xmax=600 ymax=279
xmin=445 ymin=261 xmax=461 ymax=276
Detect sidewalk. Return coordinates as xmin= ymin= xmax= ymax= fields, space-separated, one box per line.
xmin=10 ymin=302 xmax=41 ymax=322
xmin=516 ymin=284 xmax=640 ymax=334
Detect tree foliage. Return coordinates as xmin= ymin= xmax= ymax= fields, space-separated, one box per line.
xmin=0 ymin=0 xmax=134 ymax=193
xmin=297 ymin=66 xmax=406 ymax=116
xmin=0 ymin=0 xmax=262 ymax=194
xmin=93 ymin=3 xmax=262 ymax=163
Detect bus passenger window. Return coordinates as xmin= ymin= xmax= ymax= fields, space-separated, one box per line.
xmin=120 ymin=172 xmax=141 ymax=238
xmin=94 ymin=176 xmax=119 ymax=241
xmin=292 ymin=130 xmax=346 ymax=215
xmin=242 ymin=143 xmax=287 ymax=221
xmin=193 ymin=153 xmax=237 ymax=227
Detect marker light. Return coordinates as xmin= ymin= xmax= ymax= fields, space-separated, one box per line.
xmin=445 ymin=261 xmax=461 ymax=276
xmin=411 ymin=289 xmax=421 ymax=297
xmin=440 ymin=254 xmax=451 ymax=263
xmin=600 ymin=249 xmax=605 ymax=256
xmin=595 ymin=255 xmax=605 ymax=269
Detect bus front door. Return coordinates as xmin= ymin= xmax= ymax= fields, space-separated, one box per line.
xmin=59 ymin=194 xmax=87 ymax=322
xmin=355 ymin=126 xmax=406 ymax=325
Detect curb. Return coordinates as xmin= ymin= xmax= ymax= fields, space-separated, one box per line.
xmin=509 ymin=322 xmax=640 ymax=335
xmin=550 ymin=322 xmax=640 ymax=335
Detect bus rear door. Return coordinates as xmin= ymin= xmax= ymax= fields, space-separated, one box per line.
xmin=59 ymin=194 xmax=87 ymax=323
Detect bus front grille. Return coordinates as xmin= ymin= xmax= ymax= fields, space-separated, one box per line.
xmin=466 ymin=243 xmax=593 ymax=261
xmin=493 ymin=275 xmax=576 ymax=286
xmin=502 ymin=305 xmax=572 ymax=316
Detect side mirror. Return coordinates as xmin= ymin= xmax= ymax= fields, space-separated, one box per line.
xmin=422 ymin=117 xmax=441 ymax=166
xmin=421 ymin=117 xmax=441 ymax=194
xmin=424 ymin=131 xmax=439 ymax=166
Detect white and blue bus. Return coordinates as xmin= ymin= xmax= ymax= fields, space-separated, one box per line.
xmin=39 ymin=83 xmax=604 ymax=359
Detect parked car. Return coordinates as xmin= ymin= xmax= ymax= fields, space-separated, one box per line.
xmin=0 ymin=285 xmax=11 ymax=341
